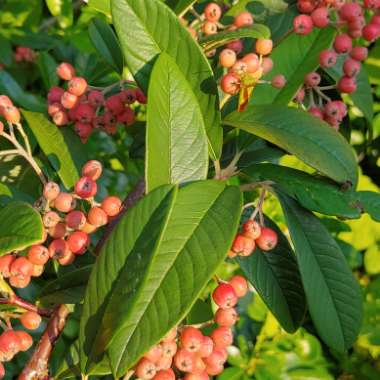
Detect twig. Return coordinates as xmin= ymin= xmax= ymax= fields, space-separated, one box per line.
xmin=15 ymin=122 xmax=32 ymax=156
xmin=314 ymin=87 xmax=331 ymax=102
xmin=0 ymin=295 xmax=53 ymax=318
xmin=94 ymin=179 xmax=146 ymax=255
xmin=219 ymin=94 xmax=231 ymax=109
xmin=18 ymin=305 xmax=70 ymax=380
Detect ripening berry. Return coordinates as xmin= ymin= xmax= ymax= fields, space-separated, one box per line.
xmin=153 ymin=369 xmax=176 ymax=380
xmin=350 ymin=46 xmax=368 ymax=62
xmin=242 ymin=220 xmax=261 ymax=240
xmin=210 ymin=326 xmax=233 ymax=348
xmin=365 ymin=0 xmax=380 ymax=8
xmin=255 ymin=39 xmax=273 ymax=55
xmin=101 ymin=196 xmax=122 ymax=217
xmin=220 ymin=73 xmax=240 ymax=95
xmin=32 ymin=264 xmax=44 ymax=277
xmin=325 ymin=100 xmax=347 ymax=120
xmin=339 ymin=3 xmax=362 ymax=22
xmin=120 ymin=88 xmax=137 ymax=104
xmin=231 ymin=60 xmax=248 ymax=76
xmin=214 ymin=307 xmax=238 ymax=327
xmin=81 ymin=222 xmax=97 ymax=234
xmin=135 ymin=358 xmax=157 ymax=380
xmin=304 ymin=72 xmax=321 ymax=87
xmin=204 ymin=3 xmax=222 ymax=22
xmin=88 ymin=207 xmax=108 ymax=227
xmin=343 ymin=58 xmax=361 ymax=77
xmin=58 ymin=251 xmax=75 ymax=266
xmin=212 ymin=283 xmax=238 ymax=309
xmin=105 ymin=94 xmax=125 ymax=115
xmin=144 ymin=344 xmax=163 ymax=363
xmin=3 ymin=106 xmax=21 ymax=124
xmin=88 ymin=90 xmax=104 ymax=107
xmin=308 ymin=107 xmax=324 ymax=119
xmin=61 ymin=91 xmax=78 ymax=109
xmin=0 ymin=330 xmax=21 ymax=361
xmin=297 ymin=0 xmax=315 ymax=13
xmin=184 ymin=372 xmax=209 ymax=380
xmin=68 ymin=77 xmax=87 ymax=97
xmin=192 ymin=354 xmax=207 ymax=374
xmin=234 ymin=12 xmax=254 ymax=28
xmin=293 ymin=15 xmax=313 ymax=35
xmin=333 ymin=34 xmax=352 ymax=53
xmin=15 ymin=330 xmax=33 ymax=352
xmin=181 ymin=327 xmax=204 ymax=353
xmin=75 ymin=122 xmax=93 ymax=142
xmin=74 ymin=176 xmax=97 ymax=199
xmin=226 ymin=40 xmax=243 ymax=54
xmin=48 ymin=102 xmax=63 ymax=116
xmin=53 ymin=110 xmax=69 ymax=126
xmin=43 ymin=181 xmax=60 ymax=201
xmin=174 ymin=348 xmax=194 ymax=373
xmin=67 ymin=231 xmax=90 ymax=255
xmin=65 ymin=210 xmax=86 ymax=230
xmin=118 ymin=107 xmax=135 ymax=125
xmin=82 ymin=160 xmax=102 ymax=181
xmin=262 ymin=57 xmax=274 ymax=74
xmin=9 ymin=275 xmax=31 ymax=288
xmin=219 ymin=49 xmax=237 ymax=68
xmin=28 ymin=245 xmax=49 ymax=265
xmin=10 ymin=257 xmax=33 ymax=278
xmin=371 ymin=14 xmax=380 ymax=25
xmin=232 ymin=234 xmax=255 ymax=256
xmin=311 ymin=7 xmax=329 ymax=28
xmin=54 ymin=192 xmax=76 ymax=213
xmin=202 ymin=21 xmax=218 ymax=35
xmin=47 ymin=86 xmax=65 ymax=104
xmin=48 ymin=222 xmax=67 ymax=239
xmin=0 ymin=95 xmax=13 ymax=108
xmin=362 ymin=23 xmax=380 ymax=42
xmin=156 ymin=356 xmax=173 ymax=371
xmin=204 ymin=349 xmax=227 ymax=375
xmin=199 ymin=336 xmax=214 ymax=358
xmin=161 ymin=341 xmax=177 ymax=358
xmin=319 ymin=49 xmax=337 ymax=68
xmin=294 ymin=87 xmax=305 ymax=103
xmin=75 ymin=103 xmax=95 ymax=123
xmin=256 ymin=227 xmax=278 ymax=251
xmin=163 ymin=327 xmax=177 ymax=342
xmin=43 ymin=211 xmax=60 ymax=228
xmin=48 ymin=238 xmax=70 ymax=259
xmin=242 ymin=53 xmax=260 ymax=73
xmin=20 ymin=311 xmax=41 ymax=330
xmin=0 ymin=255 xmax=15 ymax=278
xmin=135 ymin=88 xmax=147 ymax=104
xmin=338 ymin=76 xmax=357 ymax=93
xmin=229 ymin=275 xmax=248 ymax=298
xmin=271 ymin=74 xmax=286 ymax=89
xmin=56 ymin=62 xmax=75 ymax=81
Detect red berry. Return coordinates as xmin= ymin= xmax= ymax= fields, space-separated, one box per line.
xmin=54 ymin=192 xmax=76 ymax=213
xmin=304 ymin=72 xmax=321 ymax=87
xmin=88 ymin=207 xmax=108 ymax=227
xmin=120 ymin=88 xmax=137 ymax=104
xmin=20 ymin=311 xmax=41 ymax=330
xmin=230 ymin=60 xmax=248 ymax=75
xmin=311 ymin=7 xmax=329 ymax=28
xmin=350 ymin=46 xmax=368 ymax=62
xmin=204 ymin=348 xmax=227 ymax=375
xmin=256 ymin=227 xmax=278 ymax=251
xmin=338 ymin=76 xmax=357 ymax=93
xmin=365 ymin=0 xmax=380 ymax=8
xmin=75 ymin=122 xmax=93 ymax=143
xmin=48 ymin=102 xmax=63 ymax=116
xmin=28 ymin=245 xmax=49 ymax=265
xmin=219 ymin=49 xmax=237 ymax=68
xmin=47 ymin=86 xmax=65 ymax=104
xmin=101 ymin=196 xmax=122 ymax=217
xmin=333 ymin=34 xmax=352 ymax=53
xmin=180 ymin=327 xmax=203 ymax=353
xmin=226 ymin=40 xmax=243 ymax=54
xmin=210 ymin=326 xmax=233 ymax=348
xmin=0 ymin=330 xmax=21 ymax=361
xmin=48 ymin=239 xmax=70 ymax=259
xmin=117 ymin=107 xmax=135 ymax=126
xmin=199 ymin=336 xmax=214 ymax=358
xmin=308 ymin=107 xmax=324 ymax=119
xmin=242 ymin=53 xmax=260 ymax=73
xmin=0 ymin=255 xmax=15 ymax=278
xmin=135 ymin=358 xmax=157 ymax=380
xmin=294 ymin=87 xmax=305 ymax=103
xmin=75 ymin=103 xmax=95 ymax=123
xmin=174 ymin=348 xmax=194 ymax=373
xmin=255 ymin=39 xmax=273 ymax=55
xmin=74 ymin=176 xmax=97 ymax=199
xmin=15 ymin=330 xmax=33 ymax=352
xmin=58 ymin=251 xmax=75 ymax=266
xmin=48 ymin=222 xmax=67 ymax=239
xmin=339 ymin=3 xmax=362 ymax=22
xmin=88 ymin=90 xmax=104 ymax=107
xmin=9 ymin=275 xmax=30 ymax=288
xmin=362 ymin=23 xmax=380 ymax=42
xmin=319 ymin=49 xmax=337 ymax=68
xmin=214 ymin=307 xmax=238 ymax=327
xmin=135 ymin=88 xmax=147 ymax=104
xmin=56 ymin=62 xmax=75 ymax=81
xmin=161 ymin=341 xmax=177 ymax=358
xmin=234 ymin=12 xmax=254 ymax=28
xmin=229 ymin=275 xmax=248 ymax=298
xmin=106 ymin=94 xmax=125 ymax=115
xmin=82 ymin=160 xmax=102 ymax=180
xmin=231 ymin=234 xmax=255 ymax=256
xmin=144 ymin=344 xmax=163 ymax=363
xmin=153 ymin=369 xmax=175 ymax=380
xmin=212 ymin=283 xmax=238 ymax=309
xmin=10 ymin=257 xmax=33 ymax=278
xmin=43 ymin=211 xmax=60 ymax=228
xmin=61 ymin=91 xmax=78 ymax=109
xmin=68 ymin=77 xmax=87 ymax=97
xmin=65 ymin=210 xmax=86 ymax=230
xmin=221 ymin=73 xmax=240 ymax=95
xmin=67 ymin=231 xmax=90 ymax=254
xmin=297 ymin=0 xmax=315 ymax=13
xmin=343 ymin=58 xmax=361 ymax=77
xmin=325 ymin=100 xmax=347 ymax=120
xmin=204 ymin=3 xmax=222 ymax=22
xmin=242 ymin=220 xmax=261 ymax=240
xmin=271 ymin=74 xmax=286 ymax=89
xmin=293 ymin=15 xmax=313 ymax=35
xmin=43 ymin=181 xmax=60 ymax=201
xmin=2 ymin=106 xmax=20 ymax=123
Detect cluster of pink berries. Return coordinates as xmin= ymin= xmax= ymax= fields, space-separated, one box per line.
xmin=228 ymin=220 xmax=278 ymax=258
xmin=0 ymin=95 xmax=21 ymax=127
xmin=47 ymin=62 xmax=146 ymax=143
xmin=134 ymin=275 xmax=248 ymax=380
xmin=0 ymin=160 xmax=122 ymax=288
xmin=13 ymin=46 xmax=36 ymax=64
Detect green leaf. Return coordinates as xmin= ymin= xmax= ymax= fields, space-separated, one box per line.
xmin=37 ymin=51 xmax=59 ymax=91
xmin=250 ymin=27 xmax=335 ymax=106
xmin=111 ymin=0 xmax=222 ymax=159
xmin=0 ymin=71 xmax=45 ymax=112
xmin=238 ymin=217 xmax=306 ymax=333
xmin=146 ymin=53 xmax=208 ymax=192
xmin=356 ymin=191 xmax=380 ymax=222
xmin=163 ymin=0 xmax=196 ymax=15
xmin=0 ymin=35 xmax=13 ymax=66
xmin=0 ymin=202 xmax=43 ymax=256
xmin=21 ymin=110 xmax=80 ymax=189
xmin=39 ymin=266 xmax=92 ymax=306
xmin=0 ymin=183 xmax=34 ymax=206
xmin=243 ymin=163 xmax=361 ymax=219
xmin=325 ymin=56 xmax=373 ymax=122
xmin=88 ymin=0 xmax=111 ymax=19
xmin=45 ymin=0 xmax=73 ymax=28
xmin=199 ymin=25 xmax=271 ymax=52
xmin=277 ymin=193 xmax=363 ymax=352
xmin=88 ymin=18 xmax=124 ymax=75
xmin=224 ymin=105 xmax=358 ymax=186
xmin=80 ymin=181 xmax=242 ymax=376
xmin=218 ymin=367 xmax=245 ymax=380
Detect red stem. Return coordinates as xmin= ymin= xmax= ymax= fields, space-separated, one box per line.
xmin=0 ymin=295 xmax=53 ymax=318
xmin=18 ymin=304 xmax=70 ymax=380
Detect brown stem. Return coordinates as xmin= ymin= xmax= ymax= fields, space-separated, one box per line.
xmin=94 ymin=178 xmax=146 ymax=255
xmin=0 ymin=295 xmax=53 ymax=318
xmin=18 ymin=305 xmax=70 ymax=380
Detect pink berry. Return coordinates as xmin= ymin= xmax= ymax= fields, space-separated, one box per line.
xmin=226 ymin=40 xmax=243 ymax=54
xmin=214 ymin=308 xmax=238 ymax=327
xmin=47 ymin=86 xmax=65 ymax=104
xmin=338 ymin=76 xmax=357 ymax=93
xmin=343 ymin=58 xmax=361 ymax=77
xmin=74 ymin=176 xmax=97 ymax=199
xmin=67 ymin=231 xmax=90 ymax=254
xmin=135 ymin=88 xmax=147 ymax=104
xmin=54 ymin=192 xmax=76 ymax=213
xmin=68 ymin=77 xmax=87 ymax=97
xmin=180 ymin=327 xmax=203 ymax=353
xmin=293 ymin=15 xmax=313 ymax=35
xmin=221 ymin=73 xmax=240 ymax=95
xmin=48 ymin=239 xmax=70 ymax=260
xmin=199 ymin=336 xmax=214 ymax=358
xmin=325 ymin=100 xmax=347 ymax=120
xmin=339 ymin=3 xmax=362 ymax=22
xmin=88 ymin=90 xmax=104 ymax=107
xmin=28 ymin=245 xmax=49 ymax=265
xmin=161 ymin=341 xmax=177 ymax=358
xmin=75 ymin=122 xmax=93 ymax=143
xmin=48 ymin=222 xmax=67 ymax=239
xmin=0 ymin=255 xmax=15 ymax=278
xmin=2 ymin=106 xmax=20 ymax=123
xmin=271 ymin=74 xmax=286 ymax=89
xmin=202 ymin=21 xmax=218 ymax=36
xmin=304 ymin=72 xmax=321 ymax=87
xmin=308 ymin=107 xmax=324 ymax=119
xmin=88 ymin=207 xmax=108 ymax=227
xmin=256 ymin=227 xmax=278 ymax=251
xmin=43 ymin=181 xmax=60 ymax=200
xmin=75 ymin=103 xmax=95 ymax=123
xmin=262 ymin=57 xmax=274 ymax=74
xmin=230 ymin=60 xmax=248 ymax=75
xmin=153 ymin=369 xmax=175 ymax=380
xmin=48 ymin=102 xmax=63 ymax=116
xmin=82 ymin=160 xmax=102 ymax=180
xmin=232 ymin=234 xmax=255 ymax=256
xmin=106 ymin=94 xmax=125 ymax=115
xmin=334 ymin=34 xmax=352 ymax=53
xmin=212 ymin=283 xmax=238 ymax=309
xmin=242 ymin=220 xmax=261 ymax=240
xmin=65 ymin=210 xmax=87 ymax=230
xmin=0 ymin=330 xmax=21 ymax=361
xmin=234 ymin=12 xmax=254 ymax=28
xmin=319 ymin=49 xmax=337 ymax=68
xmin=204 ymin=3 xmax=222 ymax=22
xmin=242 ymin=53 xmax=260 ymax=73
xmin=174 ymin=348 xmax=194 ymax=373
xmin=350 ymin=46 xmax=368 ymax=62
xmin=15 ymin=331 xmax=33 ymax=352
xmin=56 ymin=62 xmax=75 ymax=81
xmin=53 ymin=110 xmax=69 ymax=126
xmin=311 ymin=7 xmax=329 ymax=28
xmin=362 ymin=23 xmax=380 ymax=42
xmin=61 ymin=91 xmax=78 ymax=109
xmin=229 ymin=275 xmax=248 ymax=298
xmin=10 ymin=257 xmax=33 ymax=278
xmin=135 ymin=358 xmax=157 ymax=380
xmin=297 ymin=0 xmax=315 ymax=13
xmin=219 ymin=49 xmax=237 ymax=68
xmin=294 ymin=87 xmax=305 ymax=103
xmin=210 ymin=326 xmax=233 ymax=348
xmin=255 ymin=39 xmax=273 ymax=55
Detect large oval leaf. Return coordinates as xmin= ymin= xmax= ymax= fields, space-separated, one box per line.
xmin=244 ymin=163 xmax=361 ymax=218
xmin=237 ymin=216 xmax=306 ymax=333
xmin=0 ymin=202 xmax=43 ymax=255
xmin=251 ymin=27 xmax=335 ymax=106
xmin=356 ymin=191 xmax=380 ymax=222
xmin=278 ymin=192 xmax=363 ymax=352
xmin=111 ymin=0 xmax=222 ymax=159
xmin=88 ymin=18 xmax=124 ymax=75
xmin=79 ymin=181 xmax=242 ymax=376
xmin=21 ymin=110 xmax=80 ymax=189
xmin=146 ymin=53 xmax=208 ymax=192
xmin=163 ymin=0 xmax=196 ymax=15
xmin=224 ymin=105 xmax=358 ymax=186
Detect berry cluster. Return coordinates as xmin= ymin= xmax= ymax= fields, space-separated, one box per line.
xmin=134 ymin=275 xmax=248 ymax=380
xmin=47 ymin=62 xmax=147 ymax=142
xmin=13 ymin=46 xmax=36 ymax=64
xmin=0 ymin=160 xmax=122 ymax=288
xmin=228 ymin=220 xmax=278 ymax=258
xmin=293 ymin=1 xmax=379 ymax=129
xmin=0 ymin=95 xmax=21 ymax=125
